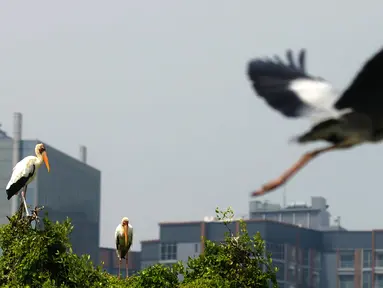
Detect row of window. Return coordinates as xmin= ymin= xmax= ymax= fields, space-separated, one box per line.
xmin=274 ymin=263 xmax=320 ymax=287
xmin=339 ymin=249 xmax=383 ymax=269
xmin=160 ymin=243 xmax=177 ymax=261
xmin=339 ymin=272 xmax=383 ymax=288
xmin=265 ymin=242 xmax=321 ymax=267
xmin=159 ymin=242 xmax=200 ymax=261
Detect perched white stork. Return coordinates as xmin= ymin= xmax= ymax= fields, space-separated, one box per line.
xmin=115 ymin=217 xmax=133 ymax=279
xmin=6 ymin=143 xmax=50 ymax=216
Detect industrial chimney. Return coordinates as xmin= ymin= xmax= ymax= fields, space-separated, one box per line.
xmin=79 ymin=145 xmax=87 ymax=163
xmin=11 ymin=112 xmax=22 ymax=214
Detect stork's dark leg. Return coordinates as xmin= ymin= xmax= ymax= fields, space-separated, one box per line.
xmin=118 ymin=257 xmax=121 ymax=279
xmin=253 ymin=144 xmax=339 ymax=196
xmin=21 ymin=185 xmax=29 ymax=217
xmin=125 ymin=255 xmax=129 ymax=278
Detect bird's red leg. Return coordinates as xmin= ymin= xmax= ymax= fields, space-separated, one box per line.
xmin=253 ymin=144 xmax=339 ymax=197
xmin=118 ymin=258 xmax=121 ymax=279
xmin=126 ymin=255 xmax=129 ymax=278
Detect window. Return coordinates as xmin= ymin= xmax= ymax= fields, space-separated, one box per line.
xmin=303 ymin=268 xmax=310 ymax=286
xmin=273 ymin=262 xmax=285 ymax=281
xmin=297 ymin=247 xmax=302 ymax=264
xmin=160 ymin=243 xmax=177 ymax=261
xmin=363 ymin=272 xmax=371 ymax=288
xmin=296 ymin=267 xmax=302 ymax=284
xmin=265 ymin=242 xmax=285 ymax=261
xmin=287 ymin=265 xmax=296 ymax=282
xmin=194 ymin=243 xmax=198 ymax=254
xmin=302 ymin=249 xmax=310 ymax=266
xmin=288 ymin=246 xmax=296 ymax=263
xmin=339 ymin=275 xmax=354 ymax=288
xmin=339 ymin=251 xmax=354 ymax=268
xmin=375 ymin=251 xmax=383 ymax=268
xmin=314 ymin=252 xmax=321 ymax=269
xmin=363 ymin=250 xmax=372 ymax=268
xmin=312 ymin=273 xmax=320 ymax=288
xmin=375 ymin=274 xmax=383 ymax=287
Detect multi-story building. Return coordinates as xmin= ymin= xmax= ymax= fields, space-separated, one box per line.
xmin=0 ymin=112 xmax=101 ymax=264
xmin=99 ymin=248 xmax=141 ymax=276
xmin=249 ymin=196 xmax=335 ymax=231
xmin=140 ymin=197 xmax=382 ymax=288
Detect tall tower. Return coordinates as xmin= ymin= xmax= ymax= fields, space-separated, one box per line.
xmin=11 ymin=112 xmax=22 ymax=215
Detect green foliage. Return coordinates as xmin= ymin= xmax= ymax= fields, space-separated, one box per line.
xmin=130 ymin=263 xmax=182 ymax=288
xmin=182 ymin=207 xmax=278 ymax=288
xmin=0 ymin=213 xmax=108 ymax=288
xmin=0 ymin=207 xmax=278 ymax=287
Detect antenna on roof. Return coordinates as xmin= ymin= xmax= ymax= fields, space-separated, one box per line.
xmin=282 ymin=184 xmax=287 ymax=208
xmin=334 ymin=216 xmax=341 ymax=228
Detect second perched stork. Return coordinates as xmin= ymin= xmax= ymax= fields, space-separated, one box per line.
xmin=5 ymin=143 xmax=50 ymax=216
xmin=115 ymin=217 xmax=133 ymax=279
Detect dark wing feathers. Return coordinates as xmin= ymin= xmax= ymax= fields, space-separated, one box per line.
xmin=115 ymin=234 xmax=119 ymax=250
xmin=298 ymin=49 xmax=306 ymax=72
xmin=336 ymin=46 xmax=383 ymax=114
xmin=247 ymin=49 xmax=315 ymax=117
xmin=6 ymin=164 xmax=35 ymax=200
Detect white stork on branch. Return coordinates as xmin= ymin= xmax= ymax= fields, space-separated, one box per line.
xmin=6 ymin=143 xmax=50 ymax=216
xmin=115 ymin=217 xmax=133 ymax=279
xmin=247 ymin=46 xmax=383 ymax=196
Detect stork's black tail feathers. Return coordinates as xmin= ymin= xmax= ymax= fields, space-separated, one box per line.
xmin=6 ymin=190 xmax=13 ymax=200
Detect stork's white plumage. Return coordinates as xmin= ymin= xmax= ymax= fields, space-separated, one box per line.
xmin=6 ymin=143 xmax=50 ymax=216
xmin=115 ymin=217 xmax=133 ymax=279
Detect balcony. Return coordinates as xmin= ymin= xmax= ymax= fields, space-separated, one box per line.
xmin=375 ymin=251 xmax=383 ymax=269
xmin=338 ymin=251 xmax=354 ymax=270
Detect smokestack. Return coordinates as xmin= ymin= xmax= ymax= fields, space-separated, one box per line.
xmin=11 ymin=112 xmax=22 ymax=214
xmin=79 ymin=145 xmax=87 ymax=163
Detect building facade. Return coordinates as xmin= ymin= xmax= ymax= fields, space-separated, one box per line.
xmin=140 ymin=196 xmax=383 ymax=288
xmin=0 ymin=113 xmax=101 ymax=264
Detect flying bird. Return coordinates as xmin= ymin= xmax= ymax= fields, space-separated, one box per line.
xmin=6 ymin=143 xmax=50 ymax=216
xmin=115 ymin=217 xmax=133 ymax=279
xmin=247 ymin=46 xmax=383 ymax=196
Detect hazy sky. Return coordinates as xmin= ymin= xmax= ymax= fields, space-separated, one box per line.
xmin=1 ymin=1 xmax=383 ymax=250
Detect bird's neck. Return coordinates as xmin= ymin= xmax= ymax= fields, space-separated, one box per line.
xmin=35 ymin=153 xmax=44 ymax=167
xmin=121 ymin=224 xmax=129 ymax=233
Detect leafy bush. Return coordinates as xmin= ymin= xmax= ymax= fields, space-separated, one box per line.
xmin=0 ymin=207 xmax=278 ymax=287
xmin=182 ymin=207 xmax=278 ymax=287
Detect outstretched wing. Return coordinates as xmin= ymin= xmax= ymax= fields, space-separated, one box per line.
xmin=247 ymin=49 xmax=342 ymax=120
xmin=336 ymin=46 xmax=383 ymax=114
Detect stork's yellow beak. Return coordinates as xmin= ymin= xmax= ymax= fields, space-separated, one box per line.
xmin=124 ymin=225 xmax=128 ymax=246
xmin=42 ymin=151 xmax=50 ymax=172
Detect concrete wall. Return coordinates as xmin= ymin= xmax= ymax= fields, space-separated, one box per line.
xmin=322 ymin=252 xmax=337 ymax=288
xmin=0 ymin=137 xmax=13 ymax=225
xmin=141 ymin=240 xmax=160 ymax=262
xmin=177 ymin=242 xmax=200 ymax=263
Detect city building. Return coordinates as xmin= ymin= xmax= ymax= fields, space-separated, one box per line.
xmin=249 ymin=196 xmax=340 ymax=231
xmin=140 ymin=197 xmax=382 ymax=288
xmin=99 ymin=248 xmax=141 ymax=276
xmin=0 ymin=112 xmax=101 ymax=264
